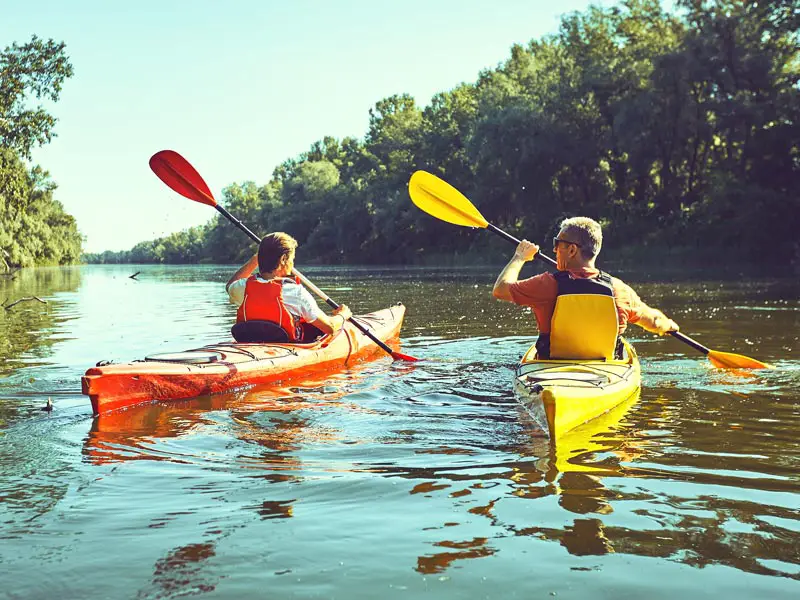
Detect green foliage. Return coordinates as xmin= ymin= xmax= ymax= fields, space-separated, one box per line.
xmin=0 ymin=149 xmax=82 ymax=268
xmin=0 ymin=36 xmax=74 ymax=159
xmin=83 ymin=225 xmax=207 ymax=265
xmin=0 ymin=36 xmax=81 ymax=269
xmin=87 ymin=0 xmax=799 ymax=267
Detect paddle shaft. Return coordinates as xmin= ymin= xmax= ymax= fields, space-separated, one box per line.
xmin=213 ymin=205 xmax=399 ymax=356
xmin=486 ymin=223 xmax=557 ymax=269
xmin=668 ymin=331 xmax=710 ymax=355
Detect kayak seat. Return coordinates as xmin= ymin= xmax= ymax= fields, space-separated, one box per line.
xmin=231 ymin=320 xmax=326 ymax=344
xmin=232 ymin=320 xmax=290 ymax=343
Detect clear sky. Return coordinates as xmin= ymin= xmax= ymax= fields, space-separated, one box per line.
xmin=3 ymin=0 xmax=615 ymax=253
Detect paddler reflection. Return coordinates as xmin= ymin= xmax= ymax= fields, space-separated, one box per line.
xmin=510 ymin=391 xmax=648 ymax=555
xmin=413 ymin=392 xmax=649 ymax=572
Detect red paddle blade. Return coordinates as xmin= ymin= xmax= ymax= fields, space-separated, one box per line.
xmin=391 ymin=351 xmax=420 ymax=362
xmin=149 ymin=150 xmax=217 ymax=206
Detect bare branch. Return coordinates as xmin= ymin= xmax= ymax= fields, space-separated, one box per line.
xmin=4 ymin=296 xmax=47 ymax=310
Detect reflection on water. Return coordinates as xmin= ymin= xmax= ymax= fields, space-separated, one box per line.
xmin=0 ymin=267 xmax=82 ymax=431
xmin=0 ymin=265 xmax=798 ymax=598
xmin=0 ymin=266 xmax=82 ymax=372
xmin=147 ymin=542 xmax=218 ymax=597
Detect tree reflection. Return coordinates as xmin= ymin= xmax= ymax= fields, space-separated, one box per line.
xmin=0 ymin=267 xmax=81 ymax=376
xmin=85 ymin=372 xmax=378 ymax=597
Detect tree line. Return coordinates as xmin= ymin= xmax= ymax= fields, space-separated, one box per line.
xmin=1 ymin=37 xmax=83 ymax=269
xmin=9 ymin=1 xmax=799 ymax=271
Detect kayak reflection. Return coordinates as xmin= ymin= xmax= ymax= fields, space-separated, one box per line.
xmin=83 ymin=364 xmax=382 ymax=467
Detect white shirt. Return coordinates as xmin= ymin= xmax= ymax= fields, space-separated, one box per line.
xmin=228 ymin=276 xmax=324 ymax=323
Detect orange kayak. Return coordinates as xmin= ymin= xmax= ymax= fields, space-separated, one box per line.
xmin=82 ymin=304 xmax=406 ymax=415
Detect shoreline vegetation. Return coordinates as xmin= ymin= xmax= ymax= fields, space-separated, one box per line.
xmin=0 ymin=38 xmax=81 ymax=270
xmin=3 ymin=1 xmax=798 ymax=272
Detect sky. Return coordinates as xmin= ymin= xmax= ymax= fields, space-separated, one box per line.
xmin=3 ymin=0 xmax=617 ymax=253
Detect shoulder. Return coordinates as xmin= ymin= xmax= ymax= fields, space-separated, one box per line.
xmin=610 ymin=276 xmax=643 ymax=305
xmin=527 ymin=272 xmax=556 ymax=282
xmin=281 ymin=279 xmax=306 ymax=294
xmin=520 ymin=272 xmax=556 ymax=286
xmin=227 ymin=278 xmax=247 ymax=293
xmin=227 ymin=277 xmax=247 ymax=305
xmin=281 ymin=279 xmax=316 ymax=304
xmin=512 ymin=272 xmax=555 ymax=289
xmin=281 ymin=280 xmax=323 ymax=320
xmin=509 ymin=272 xmax=557 ymax=303
xmin=609 ymin=275 xmax=633 ymax=293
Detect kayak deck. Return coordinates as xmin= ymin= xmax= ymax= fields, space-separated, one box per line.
xmin=513 ymin=338 xmax=641 ymax=439
xmin=83 ymin=304 xmax=406 ymax=415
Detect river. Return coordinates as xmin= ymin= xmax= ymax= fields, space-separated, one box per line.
xmin=1 ymin=264 xmax=798 ymax=599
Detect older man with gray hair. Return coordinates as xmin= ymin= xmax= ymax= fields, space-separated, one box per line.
xmin=493 ymin=216 xmax=678 ymax=360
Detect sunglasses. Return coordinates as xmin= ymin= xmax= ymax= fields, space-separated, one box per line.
xmin=553 ymin=237 xmax=582 ymax=250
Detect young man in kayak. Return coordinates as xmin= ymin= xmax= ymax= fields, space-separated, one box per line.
xmin=226 ymin=232 xmax=352 ymax=342
xmin=492 ymin=217 xmax=679 ymax=360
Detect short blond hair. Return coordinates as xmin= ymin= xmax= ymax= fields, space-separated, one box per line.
xmin=559 ymin=217 xmax=602 ymax=259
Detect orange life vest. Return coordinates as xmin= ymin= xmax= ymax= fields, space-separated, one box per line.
xmin=236 ymin=276 xmax=303 ymax=341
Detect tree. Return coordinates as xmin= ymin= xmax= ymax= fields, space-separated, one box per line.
xmin=0 ymin=148 xmax=82 ymax=267
xmin=0 ymin=36 xmax=80 ymax=268
xmin=0 ymin=36 xmax=74 ymax=159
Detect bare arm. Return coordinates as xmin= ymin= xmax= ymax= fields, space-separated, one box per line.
xmin=226 ymin=254 xmax=259 ymax=291
xmin=493 ymin=240 xmax=539 ymax=302
xmin=310 ymin=305 xmax=352 ymax=335
xmin=634 ymin=306 xmax=680 ymax=335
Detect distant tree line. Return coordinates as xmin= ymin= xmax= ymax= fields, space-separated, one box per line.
xmin=0 ymin=36 xmax=82 ymax=269
xmin=85 ymin=0 xmax=799 ymax=268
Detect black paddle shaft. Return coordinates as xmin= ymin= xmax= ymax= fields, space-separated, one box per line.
xmin=668 ymin=331 xmax=710 ymax=355
xmin=486 ymin=223 xmax=557 ymax=268
xmin=216 ymin=204 xmax=262 ymax=246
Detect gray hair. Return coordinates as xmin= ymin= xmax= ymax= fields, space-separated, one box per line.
xmin=559 ymin=217 xmax=602 ymax=259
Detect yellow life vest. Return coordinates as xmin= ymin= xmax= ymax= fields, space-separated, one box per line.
xmin=541 ymin=271 xmax=619 ymax=360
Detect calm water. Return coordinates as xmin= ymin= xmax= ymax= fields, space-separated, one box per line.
xmin=1 ymin=264 xmax=798 ymax=599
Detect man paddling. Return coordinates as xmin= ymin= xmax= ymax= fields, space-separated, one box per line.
xmin=492 ymin=217 xmax=678 ymax=360
xmin=226 ymin=232 xmax=352 ymax=342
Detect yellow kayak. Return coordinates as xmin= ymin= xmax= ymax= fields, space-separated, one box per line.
xmin=513 ymin=338 xmax=641 ymax=439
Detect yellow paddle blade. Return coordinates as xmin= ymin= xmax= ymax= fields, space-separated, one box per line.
xmin=408 ymin=171 xmax=488 ymax=229
xmin=707 ymin=350 xmax=773 ymax=369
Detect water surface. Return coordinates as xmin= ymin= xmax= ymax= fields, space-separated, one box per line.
xmin=1 ymin=264 xmax=798 ymax=599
